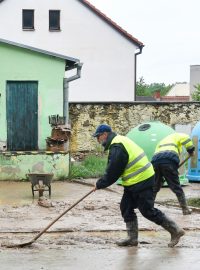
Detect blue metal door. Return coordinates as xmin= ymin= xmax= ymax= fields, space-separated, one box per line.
xmin=6 ymin=81 xmax=38 ymax=151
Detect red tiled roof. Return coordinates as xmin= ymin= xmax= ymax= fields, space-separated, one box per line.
xmin=78 ymin=0 xmax=144 ymax=48
xmin=161 ymin=96 xmax=190 ymax=102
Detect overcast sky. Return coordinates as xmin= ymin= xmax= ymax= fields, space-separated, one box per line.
xmin=89 ymin=0 xmax=200 ymax=85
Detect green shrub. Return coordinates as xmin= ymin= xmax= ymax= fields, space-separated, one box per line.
xmin=69 ymin=155 xmax=107 ymax=179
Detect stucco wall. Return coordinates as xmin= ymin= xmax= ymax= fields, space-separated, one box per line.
xmin=0 ymin=153 xmax=69 ymax=181
xmin=69 ymin=102 xmax=200 ymax=153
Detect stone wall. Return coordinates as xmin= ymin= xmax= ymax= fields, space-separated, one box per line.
xmin=69 ymin=102 xmax=200 ymax=153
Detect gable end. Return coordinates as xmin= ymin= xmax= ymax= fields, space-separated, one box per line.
xmin=78 ymin=0 xmax=144 ymax=48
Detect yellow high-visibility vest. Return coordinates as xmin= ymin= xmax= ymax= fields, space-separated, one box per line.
xmin=109 ymin=135 xmax=154 ymax=187
xmin=154 ymin=133 xmax=194 ymax=156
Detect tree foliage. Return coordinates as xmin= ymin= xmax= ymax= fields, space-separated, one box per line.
xmin=136 ymin=77 xmax=147 ymax=96
xmin=192 ymin=84 xmax=200 ymax=101
xmin=136 ymin=77 xmax=173 ymax=97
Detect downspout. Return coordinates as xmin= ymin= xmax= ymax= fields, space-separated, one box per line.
xmin=134 ymin=46 xmax=143 ymax=101
xmin=63 ymin=62 xmax=83 ymax=125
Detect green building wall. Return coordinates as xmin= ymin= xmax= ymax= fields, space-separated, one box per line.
xmin=0 ymin=42 xmax=65 ymax=149
xmin=0 ymin=42 xmax=70 ymax=181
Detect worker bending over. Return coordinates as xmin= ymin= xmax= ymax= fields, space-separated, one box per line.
xmin=93 ymin=124 xmax=185 ymax=247
xmin=151 ymin=132 xmax=195 ymax=215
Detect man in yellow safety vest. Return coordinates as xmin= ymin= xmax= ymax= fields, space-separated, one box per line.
xmin=93 ymin=124 xmax=185 ymax=247
xmin=151 ymin=132 xmax=195 ymax=215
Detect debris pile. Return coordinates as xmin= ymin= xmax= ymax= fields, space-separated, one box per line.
xmin=46 ymin=115 xmax=71 ymax=152
xmin=38 ymin=196 xmax=53 ymax=208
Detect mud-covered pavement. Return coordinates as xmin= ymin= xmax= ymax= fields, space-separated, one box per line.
xmin=0 ymin=180 xmax=200 ymax=270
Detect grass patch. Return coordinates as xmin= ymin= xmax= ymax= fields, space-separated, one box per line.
xmin=187 ymin=198 xmax=200 ymax=208
xmin=69 ymin=154 xmax=107 ymax=179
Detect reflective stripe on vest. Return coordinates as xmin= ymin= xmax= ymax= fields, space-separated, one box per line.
xmin=154 ymin=150 xmax=179 ymax=156
xmin=182 ymin=138 xmax=191 ymax=145
xmin=122 ymin=162 xmax=152 ymax=181
xmin=126 ymin=152 xmax=146 ymax=170
xmin=159 ymin=143 xmax=178 ymax=149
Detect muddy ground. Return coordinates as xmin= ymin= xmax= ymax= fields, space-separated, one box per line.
xmin=0 ymin=180 xmax=200 ymax=270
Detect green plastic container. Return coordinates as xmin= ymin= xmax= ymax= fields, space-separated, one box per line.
xmin=117 ymin=121 xmax=188 ymax=185
xmin=126 ymin=121 xmax=175 ymax=161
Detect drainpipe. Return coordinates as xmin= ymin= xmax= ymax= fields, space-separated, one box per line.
xmin=63 ymin=62 xmax=83 ymax=125
xmin=134 ymin=46 xmax=143 ymax=101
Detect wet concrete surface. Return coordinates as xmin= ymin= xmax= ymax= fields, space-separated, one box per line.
xmin=0 ymin=180 xmax=200 ymax=269
xmin=1 ymin=245 xmax=200 ymax=270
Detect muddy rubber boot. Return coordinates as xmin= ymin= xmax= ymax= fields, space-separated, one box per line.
xmin=116 ymin=220 xmax=138 ymax=247
xmin=177 ymin=194 xmax=192 ymax=215
xmin=161 ymin=215 xmax=185 ymax=247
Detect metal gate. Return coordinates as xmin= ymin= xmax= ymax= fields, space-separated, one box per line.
xmin=6 ymin=81 xmax=38 ymax=151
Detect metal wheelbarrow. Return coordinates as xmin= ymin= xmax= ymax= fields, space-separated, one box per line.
xmin=27 ymin=173 xmax=54 ymax=197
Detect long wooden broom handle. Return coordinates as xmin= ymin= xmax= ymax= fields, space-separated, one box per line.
xmin=33 ymin=189 xmax=94 ymax=241
xmin=178 ymin=155 xmax=191 ymax=168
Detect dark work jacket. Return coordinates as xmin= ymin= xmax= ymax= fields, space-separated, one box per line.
xmin=151 ymin=152 xmax=180 ymax=168
xmin=151 ymin=148 xmax=195 ymax=169
xmin=96 ymin=132 xmax=154 ymax=191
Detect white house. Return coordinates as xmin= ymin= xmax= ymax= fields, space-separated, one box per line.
xmin=166 ymin=82 xmax=190 ymax=96
xmin=164 ymin=82 xmax=190 ymax=102
xmin=0 ymin=0 xmax=144 ymax=102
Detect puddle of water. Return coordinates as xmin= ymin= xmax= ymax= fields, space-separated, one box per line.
xmin=0 ymin=244 xmax=200 ymax=270
xmin=0 ymin=181 xmax=199 ymax=206
xmin=0 ymin=181 xmax=91 ymax=206
xmin=0 ymin=182 xmax=32 ymax=205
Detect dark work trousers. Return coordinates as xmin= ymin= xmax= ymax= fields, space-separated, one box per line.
xmin=120 ymin=180 xmax=165 ymax=225
xmin=153 ymin=164 xmax=185 ymax=197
